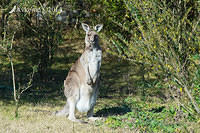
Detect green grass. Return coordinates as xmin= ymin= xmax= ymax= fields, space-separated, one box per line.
xmin=105 ymin=96 xmax=200 ymax=132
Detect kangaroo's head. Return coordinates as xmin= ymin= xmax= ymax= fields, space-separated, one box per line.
xmin=81 ymin=23 xmax=103 ymax=48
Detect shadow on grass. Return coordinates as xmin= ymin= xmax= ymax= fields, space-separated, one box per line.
xmin=95 ymin=105 xmax=131 ymax=117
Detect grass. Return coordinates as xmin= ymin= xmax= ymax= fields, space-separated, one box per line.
xmin=105 ymin=96 xmax=200 ymax=132
xmin=1 ymin=94 xmax=199 ymax=133
xmin=0 ymin=97 xmax=135 ymax=133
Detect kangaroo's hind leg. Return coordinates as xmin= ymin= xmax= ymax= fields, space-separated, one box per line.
xmin=54 ymin=101 xmax=69 ymax=116
xmin=68 ymin=96 xmax=86 ymax=123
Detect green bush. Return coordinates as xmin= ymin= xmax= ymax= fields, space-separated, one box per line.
xmin=103 ymin=0 xmax=200 ymax=114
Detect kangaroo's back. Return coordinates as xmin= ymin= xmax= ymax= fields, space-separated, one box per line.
xmin=64 ymin=57 xmax=86 ymax=97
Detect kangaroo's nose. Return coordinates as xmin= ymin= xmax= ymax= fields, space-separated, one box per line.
xmin=94 ymin=35 xmax=98 ymax=40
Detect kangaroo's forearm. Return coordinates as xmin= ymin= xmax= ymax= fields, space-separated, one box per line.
xmin=87 ymin=66 xmax=100 ymax=85
xmin=87 ymin=66 xmax=93 ymax=85
xmin=91 ymin=72 xmax=99 ymax=84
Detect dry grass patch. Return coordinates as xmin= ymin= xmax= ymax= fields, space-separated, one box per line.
xmin=0 ymin=98 xmax=133 ymax=133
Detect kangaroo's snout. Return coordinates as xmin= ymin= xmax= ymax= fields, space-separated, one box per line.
xmin=94 ymin=35 xmax=98 ymax=41
xmin=88 ymin=31 xmax=98 ymax=43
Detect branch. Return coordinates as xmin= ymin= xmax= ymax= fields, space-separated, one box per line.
xmin=183 ymin=85 xmax=200 ymax=114
xmin=20 ymin=68 xmax=36 ymax=95
xmin=174 ymin=77 xmax=200 ymax=114
xmin=8 ymin=33 xmax=17 ymax=102
xmin=169 ymin=85 xmax=193 ymax=114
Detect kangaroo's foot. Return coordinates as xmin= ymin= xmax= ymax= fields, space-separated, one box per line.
xmin=68 ymin=116 xmax=87 ymax=123
xmin=88 ymin=116 xmax=101 ymax=121
xmin=53 ymin=109 xmax=68 ymax=116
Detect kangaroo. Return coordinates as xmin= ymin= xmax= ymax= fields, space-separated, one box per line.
xmin=55 ymin=23 xmax=103 ymax=122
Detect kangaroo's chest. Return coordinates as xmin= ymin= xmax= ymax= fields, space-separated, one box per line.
xmin=89 ymin=48 xmax=102 ymax=62
xmin=88 ymin=49 xmax=102 ymax=77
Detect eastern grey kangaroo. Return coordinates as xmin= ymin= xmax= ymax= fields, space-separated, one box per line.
xmin=55 ymin=23 xmax=103 ymax=122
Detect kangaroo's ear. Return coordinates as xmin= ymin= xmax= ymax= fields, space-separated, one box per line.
xmin=82 ymin=23 xmax=90 ymax=32
xmin=94 ymin=24 xmax=103 ymax=32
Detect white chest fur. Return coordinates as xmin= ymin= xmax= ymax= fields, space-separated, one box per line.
xmin=88 ymin=48 xmax=102 ymax=78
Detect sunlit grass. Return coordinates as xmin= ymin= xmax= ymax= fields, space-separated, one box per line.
xmin=0 ymin=97 xmax=135 ymax=133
